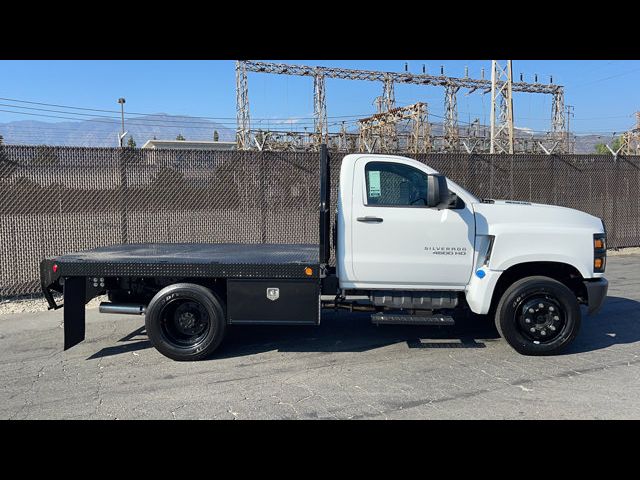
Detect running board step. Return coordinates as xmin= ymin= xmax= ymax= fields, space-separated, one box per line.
xmin=371 ymin=313 xmax=455 ymax=326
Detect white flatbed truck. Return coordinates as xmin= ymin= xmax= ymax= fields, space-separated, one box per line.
xmin=40 ymin=146 xmax=608 ymax=360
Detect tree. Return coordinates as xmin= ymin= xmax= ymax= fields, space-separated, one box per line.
xmin=176 ymin=134 xmax=185 ymax=141
xmin=213 ymin=130 xmax=219 ymax=142
xmin=595 ymin=135 xmax=623 ymax=154
xmin=127 ymin=136 xmax=137 ymax=148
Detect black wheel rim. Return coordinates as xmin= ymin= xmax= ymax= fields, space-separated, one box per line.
xmin=159 ymin=298 xmax=211 ymax=348
xmin=515 ymin=293 xmax=566 ymax=344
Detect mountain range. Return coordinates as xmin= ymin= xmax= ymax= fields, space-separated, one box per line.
xmin=0 ymin=114 xmax=609 ymax=153
xmin=0 ymin=114 xmax=235 ymax=147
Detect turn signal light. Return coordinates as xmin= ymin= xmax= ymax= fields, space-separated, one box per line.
xmin=593 ymin=233 xmax=606 ymax=273
xmin=304 ymin=267 xmax=313 ymax=276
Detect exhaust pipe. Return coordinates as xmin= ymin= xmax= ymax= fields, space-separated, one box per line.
xmin=99 ymin=302 xmax=146 ymax=315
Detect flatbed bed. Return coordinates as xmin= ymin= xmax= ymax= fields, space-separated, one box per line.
xmin=41 ymin=243 xmax=320 ymax=282
xmin=39 ymin=145 xmax=334 ymax=356
xmin=40 ymin=242 xmax=325 ymax=349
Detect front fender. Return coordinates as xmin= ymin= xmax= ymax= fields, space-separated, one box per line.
xmin=487 ymin=227 xmax=596 ymax=279
xmin=465 ymin=268 xmax=502 ymax=315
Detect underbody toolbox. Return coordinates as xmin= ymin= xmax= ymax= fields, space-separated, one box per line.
xmin=227 ymin=279 xmax=320 ymax=325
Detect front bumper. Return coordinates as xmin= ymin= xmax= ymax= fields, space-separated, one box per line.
xmin=583 ymin=278 xmax=608 ymax=315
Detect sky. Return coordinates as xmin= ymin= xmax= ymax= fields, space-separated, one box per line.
xmin=1 ymin=59 xmax=639 ymax=137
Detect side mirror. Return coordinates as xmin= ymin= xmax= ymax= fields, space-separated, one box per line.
xmin=426 ymin=174 xmax=451 ymax=209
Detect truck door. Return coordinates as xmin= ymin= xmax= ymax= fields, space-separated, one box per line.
xmin=350 ymin=158 xmax=475 ymax=288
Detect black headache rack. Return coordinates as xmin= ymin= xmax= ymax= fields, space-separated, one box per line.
xmin=39 ymin=146 xmax=332 ymax=351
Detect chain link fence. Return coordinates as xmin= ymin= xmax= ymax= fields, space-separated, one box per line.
xmin=1 ymin=144 xmax=639 ymax=298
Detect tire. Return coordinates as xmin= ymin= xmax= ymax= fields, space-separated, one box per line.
xmin=145 ymin=283 xmax=226 ymax=361
xmin=495 ymin=276 xmax=581 ymax=356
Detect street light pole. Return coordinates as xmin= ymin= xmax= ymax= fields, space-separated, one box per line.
xmin=118 ymin=97 xmax=126 ymax=147
xmin=116 ymin=97 xmax=128 ymax=244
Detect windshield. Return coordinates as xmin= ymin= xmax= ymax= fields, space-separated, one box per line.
xmin=444 ymin=176 xmax=480 ymax=204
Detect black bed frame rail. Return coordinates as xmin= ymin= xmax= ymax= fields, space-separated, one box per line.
xmin=319 ymin=144 xmax=331 ymax=266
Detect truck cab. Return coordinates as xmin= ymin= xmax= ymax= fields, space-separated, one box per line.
xmin=334 ymin=153 xmax=608 ymax=355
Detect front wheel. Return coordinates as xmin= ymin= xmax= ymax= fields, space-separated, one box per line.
xmin=145 ymin=283 xmax=226 ymax=361
xmin=495 ymin=276 xmax=581 ymax=356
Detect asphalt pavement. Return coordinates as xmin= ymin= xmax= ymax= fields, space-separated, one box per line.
xmin=1 ymin=254 xmax=639 ymax=419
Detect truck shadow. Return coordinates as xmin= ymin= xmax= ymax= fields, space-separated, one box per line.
xmin=87 ymin=295 xmax=640 ymax=360
xmin=216 ymin=295 xmax=640 ymax=358
xmin=563 ymin=296 xmax=640 ymax=355
xmin=87 ymin=326 xmax=151 ymax=360
xmin=215 ymin=310 xmax=500 ymax=359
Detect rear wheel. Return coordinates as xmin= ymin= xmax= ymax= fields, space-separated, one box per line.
xmin=495 ymin=276 xmax=581 ymax=355
xmin=145 ymin=283 xmax=226 ymax=361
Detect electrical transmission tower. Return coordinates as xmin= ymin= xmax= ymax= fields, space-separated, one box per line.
xmin=235 ymin=61 xmax=250 ymax=150
xmin=382 ymin=74 xmax=396 ymax=112
xmin=313 ymin=72 xmax=328 ymax=148
xmin=443 ymin=85 xmax=460 ymax=152
xmin=622 ymin=111 xmax=640 ymax=155
xmin=358 ymin=102 xmax=430 ymax=153
xmin=236 ymin=60 xmax=565 ymax=153
xmin=551 ymin=90 xmax=566 ymax=150
xmin=489 ymin=60 xmax=514 ymax=154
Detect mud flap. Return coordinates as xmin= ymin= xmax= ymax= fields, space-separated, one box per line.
xmin=63 ymin=277 xmax=86 ymax=350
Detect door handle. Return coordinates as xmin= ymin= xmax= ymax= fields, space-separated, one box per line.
xmin=357 ymin=216 xmax=383 ymax=223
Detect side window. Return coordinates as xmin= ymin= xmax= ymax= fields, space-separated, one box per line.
xmin=365 ymin=161 xmax=429 ymax=207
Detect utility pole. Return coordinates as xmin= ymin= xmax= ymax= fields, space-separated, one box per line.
xmin=636 ymin=111 xmax=640 ymax=155
xmin=634 ymin=111 xmax=640 ymax=155
xmin=565 ymin=105 xmax=574 ymax=153
xmin=116 ymin=97 xmax=128 ymax=244
xmin=117 ymin=97 xmax=127 ymax=147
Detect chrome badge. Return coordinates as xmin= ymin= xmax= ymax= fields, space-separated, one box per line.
xmin=266 ymin=287 xmax=280 ymax=301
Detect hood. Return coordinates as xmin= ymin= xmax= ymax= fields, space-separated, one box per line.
xmin=472 ymin=199 xmax=604 ymax=236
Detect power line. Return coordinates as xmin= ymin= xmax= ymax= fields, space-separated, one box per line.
xmin=0 ymin=96 xmax=239 ymax=120
xmin=0 ymin=95 xmax=386 ymax=122
xmin=569 ymin=66 xmax=640 ymax=89
xmin=0 ymin=108 xmax=234 ymax=129
xmin=0 ymin=99 xmax=469 ymax=129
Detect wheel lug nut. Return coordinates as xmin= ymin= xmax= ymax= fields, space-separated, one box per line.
xmin=528 ymin=308 xmax=535 ymax=313
xmin=549 ymin=325 xmax=556 ymax=331
xmin=525 ymin=318 xmax=531 ymax=323
xmin=530 ymin=327 xmax=536 ymax=333
xmin=538 ymin=303 xmax=544 ymax=308
xmin=541 ymin=330 xmax=547 ymax=336
xmin=549 ymin=306 xmax=554 ymax=312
